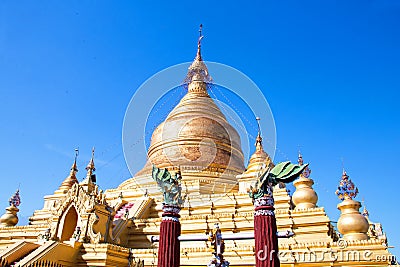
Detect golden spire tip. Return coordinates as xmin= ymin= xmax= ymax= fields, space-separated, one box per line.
xmin=255 ymin=117 xmax=263 ymax=150
xmin=86 ymin=147 xmax=96 ymax=171
xmin=196 ymin=24 xmax=204 ymax=60
xmin=256 ymin=117 xmax=261 ymax=136
xmin=72 ymin=148 xmax=79 ymax=172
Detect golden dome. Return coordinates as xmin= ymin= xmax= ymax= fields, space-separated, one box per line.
xmin=137 ymin=76 xmax=245 ymax=176
xmin=134 ymin=30 xmax=245 ymax=194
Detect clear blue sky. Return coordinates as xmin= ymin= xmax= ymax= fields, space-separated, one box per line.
xmin=1 ymin=0 xmax=399 ymax=257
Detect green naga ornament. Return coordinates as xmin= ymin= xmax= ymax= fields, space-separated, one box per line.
xmin=249 ymin=161 xmax=309 ymax=200
xmin=152 ymin=165 xmax=184 ymax=206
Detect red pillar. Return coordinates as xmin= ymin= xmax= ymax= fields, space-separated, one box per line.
xmin=158 ymin=204 xmax=181 ymax=267
xmin=254 ymin=196 xmax=280 ymax=267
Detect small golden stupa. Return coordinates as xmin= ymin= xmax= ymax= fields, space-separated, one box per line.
xmin=0 ymin=189 xmax=21 ymax=227
xmin=336 ymin=170 xmax=369 ymax=241
xmin=292 ymin=152 xmax=318 ymax=209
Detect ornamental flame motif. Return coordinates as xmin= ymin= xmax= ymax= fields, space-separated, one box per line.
xmin=335 ymin=171 xmax=359 ymax=200
xmin=9 ymin=189 xmax=21 ymax=207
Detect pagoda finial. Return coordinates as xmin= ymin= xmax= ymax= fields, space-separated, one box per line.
xmin=255 ymin=117 xmax=263 ymax=151
xmin=196 ymin=24 xmax=203 ymax=61
xmin=86 ymin=147 xmax=96 ymax=173
xmin=335 ymin=169 xmax=359 ymax=201
xmin=80 ymin=147 xmax=97 ymax=192
xmin=297 ymin=151 xmax=311 ymax=178
xmin=362 ymin=198 xmax=370 ymax=218
xmin=185 ymin=24 xmax=212 ymax=85
xmin=298 ymin=150 xmax=303 ymax=166
xmin=71 ymin=148 xmax=79 ymax=174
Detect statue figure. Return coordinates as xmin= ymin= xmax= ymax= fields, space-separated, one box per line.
xmin=207 ymin=224 xmax=230 ymax=267
xmin=375 ymin=223 xmax=384 ymax=237
xmin=73 ymin=226 xmax=82 ymax=240
xmin=368 ymin=224 xmax=377 ymax=238
xmin=248 ymin=161 xmax=308 ymax=200
xmin=152 ymin=165 xmax=184 ymax=206
xmin=38 ymin=228 xmax=51 ymax=241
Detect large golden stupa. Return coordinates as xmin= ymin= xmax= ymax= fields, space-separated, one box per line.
xmin=0 ymin=31 xmax=397 ymax=267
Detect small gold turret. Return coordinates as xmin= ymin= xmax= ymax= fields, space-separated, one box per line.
xmin=250 ymin=117 xmax=273 ymax=168
xmin=57 ymin=149 xmax=79 ymax=194
xmin=0 ymin=189 xmax=21 ymax=227
xmin=80 ymin=147 xmax=97 ymax=193
xmin=362 ymin=200 xmax=370 ymax=222
xmin=361 ymin=201 xmax=387 ymax=242
xmin=292 ymin=152 xmax=318 ymax=209
xmin=238 ymin=117 xmax=273 ymax=193
xmin=336 ymin=169 xmax=369 ymax=241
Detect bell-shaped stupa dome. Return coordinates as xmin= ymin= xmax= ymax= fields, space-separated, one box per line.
xmin=129 ymin=26 xmax=245 ymax=195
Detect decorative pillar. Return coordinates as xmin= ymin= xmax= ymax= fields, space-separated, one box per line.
xmin=152 ymin=165 xmax=183 ymax=267
xmin=254 ymin=195 xmax=279 ymax=267
xmin=158 ymin=204 xmax=181 ymax=267
xmin=249 ymin=161 xmax=307 ymax=267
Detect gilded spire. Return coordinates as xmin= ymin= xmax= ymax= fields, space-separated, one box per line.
xmin=58 ymin=149 xmax=79 ymax=192
xmin=241 ymin=117 xmax=272 ymax=178
xmin=250 ymin=117 xmax=269 ymax=163
xmin=185 ymin=24 xmax=212 ymax=87
xmin=362 ymin=199 xmax=370 ymax=219
xmin=86 ymin=147 xmax=96 ymax=174
xmin=297 ymin=151 xmax=311 ymax=178
xmin=196 ymin=24 xmax=203 ymax=61
xmin=255 ymin=117 xmax=263 ymax=152
xmin=80 ymin=147 xmax=97 ymax=193
xmin=335 ymin=169 xmax=359 ymax=201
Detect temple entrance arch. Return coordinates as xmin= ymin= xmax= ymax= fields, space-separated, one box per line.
xmin=57 ymin=204 xmax=80 ymax=241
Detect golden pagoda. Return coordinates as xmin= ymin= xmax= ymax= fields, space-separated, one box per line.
xmin=0 ymin=29 xmax=397 ymax=267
